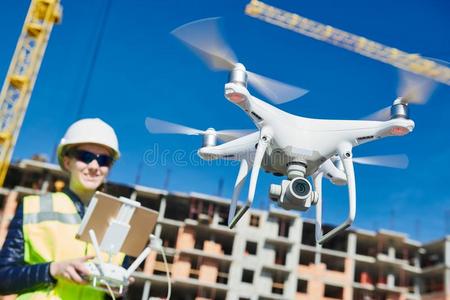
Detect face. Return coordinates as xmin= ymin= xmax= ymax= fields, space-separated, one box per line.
xmin=63 ymin=144 xmax=113 ymax=192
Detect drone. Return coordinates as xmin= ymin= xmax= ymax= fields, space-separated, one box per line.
xmin=146 ymin=18 xmax=435 ymax=244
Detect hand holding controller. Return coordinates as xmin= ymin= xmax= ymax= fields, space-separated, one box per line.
xmin=83 ymin=261 xmax=128 ymax=293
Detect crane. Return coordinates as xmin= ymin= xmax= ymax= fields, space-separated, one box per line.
xmin=245 ymin=0 xmax=450 ymax=86
xmin=0 ymin=0 xmax=62 ymax=186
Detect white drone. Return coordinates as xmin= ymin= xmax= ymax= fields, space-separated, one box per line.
xmin=147 ymin=18 xmax=435 ymax=244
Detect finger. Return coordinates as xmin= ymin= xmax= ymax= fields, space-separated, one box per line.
xmin=128 ymin=276 xmax=135 ymax=285
xmin=73 ymin=261 xmax=91 ymax=276
xmin=67 ymin=266 xmax=86 ymax=284
xmin=63 ymin=271 xmax=71 ymax=281
xmin=80 ymin=255 xmax=95 ymax=262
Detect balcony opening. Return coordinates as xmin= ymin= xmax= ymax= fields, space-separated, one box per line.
xmin=189 ymin=199 xmax=215 ymax=224
xmin=271 ymin=273 xmax=285 ymax=295
xmin=299 ymin=250 xmax=315 ymax=266
xmin=103 ymin=182 xmax=133 ymax=198
xmin=136 ymin=194 xmax=161 ymax=211
xmin=241 ymin=269 xmax=254 ymax=284
xmin=301 ymin=222 xmax=315 ymax=246
xmin=324 ymin=284 xmax=343 ymax=299
xmin=274 ymin=246 xmax=287 ymax=266
xmin=217 ymin=205 xmax=229 ymax=226
xmin=217 ymin=263 xmax=230 ymax=285
xmin=423 ymin=274 xmax=444 ymax=293
xmin=297 ymin=279 xmax=307 ymax=293
xmin=250 ymin=214 xmax=260 ymax=227
xmin=421 ymin=249 xmax=444 ymax=268
xmin=322 ymin=225 xmax=348 ymax=252
xmin=164 ymin=196 xmax=190 ymax=221
xmin=321 ymin=254 xmax=345 ymax=272
xmin=354 ymin=264 xmax=376 ymax=285
xmin=159 ymin=225 xmax=177 ymax=248
xmin=277 ymin=218 xmax=292 ymax=238
xmin=245 ymin=241 xmax=257 ymax=256
xmin=355 ymin=237 xmax=377 ymax=257
xmin=153 ymin=253 xmax=174 ymax=276
xmin=192 ymin=230 xmax=234 ymax=256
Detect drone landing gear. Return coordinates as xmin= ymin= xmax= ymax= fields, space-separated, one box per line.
xmin=315 ymin=143 xmax=356 ymax=245
xmin=228 ymin=128 xmax=272 ymax=228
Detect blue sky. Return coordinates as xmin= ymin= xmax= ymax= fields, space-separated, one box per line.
xmin=1 ymin=0 xmax=449 ymax=242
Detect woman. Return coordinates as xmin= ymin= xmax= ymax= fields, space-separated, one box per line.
xmin=0 ymin=118 xmax=125 ymax=299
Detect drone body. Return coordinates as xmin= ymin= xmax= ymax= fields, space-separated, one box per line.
xmin=147 ymin=17 xmax=433 ymax=244
xmin=197 ymin=69 xmax=414 ymax=243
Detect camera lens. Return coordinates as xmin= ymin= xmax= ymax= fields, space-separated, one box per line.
xmin=290 ymin=178 xmax=311 ymax=198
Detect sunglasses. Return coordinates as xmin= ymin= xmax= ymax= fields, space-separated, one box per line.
xmin=68 ymin=149 xmax=114 ymax=167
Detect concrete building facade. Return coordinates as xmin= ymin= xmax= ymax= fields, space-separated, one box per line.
xmin=0 ymin=159 xmax=449 ymax=300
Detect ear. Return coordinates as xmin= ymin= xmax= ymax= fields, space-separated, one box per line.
xmin=63 ymin=156 xmax=71 ymax=171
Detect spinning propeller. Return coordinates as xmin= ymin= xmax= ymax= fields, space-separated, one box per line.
xmin=352 ymin=154 xmax=409 ymax=169
xmin=171 ymin=17 xmax=309 ymax=104
xmin=145 ymin=117 xmax=253 ymax=143
xmin=365 ymin=70 xmax=436 ymax=121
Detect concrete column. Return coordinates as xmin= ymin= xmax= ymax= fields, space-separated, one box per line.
xmin=297 ymin=218 xmax=304 ymax=245
xmin=345 ymin=233 xmax=357 ymax=300
xmin=413 ymin=276 xmax=422 ymax=295
xmin=158 ymin=196 xmax=167 ymax=220
xmin=445 ymin=238 xmax=450 ymax=296
xmin=315 ymin=244 xmax=321 ymax=265
xmin=413 ymin=253 xmax=421 ymax=268
xmin=445 ymin=238 xmax=450 ymax=268
xmin=257 ymin=270 xmax=273 ymax=295
xmin=388 ymin=245 xmax=396 ymax=259
xmin=154 ymin=223 xmax=162 ymax=238
xmin=284 ymin=272 xmax=297 ymax=299
xmin=212 ymin=206 xmax=220 ymax=226
xmin=387 ymin=273 xmax=395 ymax=287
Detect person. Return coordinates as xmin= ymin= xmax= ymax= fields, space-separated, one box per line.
xmin=0 ymin=118 xmax=126 ymax=299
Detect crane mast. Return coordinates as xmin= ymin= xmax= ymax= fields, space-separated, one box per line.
xmin=245 ymin=0 xmax=450 ymax=86
xmin=0 ymin=0 xmax=62 ymax=186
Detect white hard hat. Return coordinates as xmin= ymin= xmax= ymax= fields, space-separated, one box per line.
xmin=57 ymin=118 xmax=120 ymax=169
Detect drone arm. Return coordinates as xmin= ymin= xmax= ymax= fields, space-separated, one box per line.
xmin=228 ymin=159 xmax=250 ymax=226
xmin=225 ymin=82 xmax=252 ymax=111
xmin=229 ymin=128 xmax=272 ymax=228
xmin=317 ymin=143 xmax=356 ymax=244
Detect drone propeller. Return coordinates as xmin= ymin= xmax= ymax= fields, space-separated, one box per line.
xmin=171 ymin=17 xmax=309 ymax=104
xmin=352 ymin=154 xmax=409 ymax=169
xmin=364 ymin=70 xmax=436 ymax=121
xmin=331 ymin=153 xmax=409 ymax=170
xmin=145 ymin=117 xmax=253 ymax=142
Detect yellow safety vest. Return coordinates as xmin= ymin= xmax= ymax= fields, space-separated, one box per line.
xmin=18 ymin=192 xmax=125 ymax=300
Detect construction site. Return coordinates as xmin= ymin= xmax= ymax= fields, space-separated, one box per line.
xmin=1 ymin=0 xmax=449 ymax=299
xmin=0 ymin=158 xmax=449 ymax=300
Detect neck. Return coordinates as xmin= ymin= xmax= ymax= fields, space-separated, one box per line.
xmin=69 ymin=181 xmax=95 ymax=205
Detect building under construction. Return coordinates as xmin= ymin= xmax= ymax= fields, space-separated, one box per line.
xmin=0 ymin=158 xmax=449 ymax=300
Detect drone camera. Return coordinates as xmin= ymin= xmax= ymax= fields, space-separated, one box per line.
xmin=269 ymin=178 xmax=317 ymax=211
xmin=288 ymin=177 xmax=311 ymax=199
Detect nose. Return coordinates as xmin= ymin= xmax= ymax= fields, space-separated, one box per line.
xmin=87 ymin=158 xmax=100 ymax=170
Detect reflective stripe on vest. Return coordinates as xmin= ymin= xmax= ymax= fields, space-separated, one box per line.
xmin=20 ymin=192 xmax=125 ymax=300
xmin=22 ymin=193 xmax=80 ymax=225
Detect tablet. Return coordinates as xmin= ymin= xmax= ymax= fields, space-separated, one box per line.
xmin=76 ymin=191 xmax=159 ymax=257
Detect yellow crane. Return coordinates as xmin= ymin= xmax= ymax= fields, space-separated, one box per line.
xmin=245 ymin=0 xmax=450 ymax=86
xmin=0 ymin=0 xmax=62 ymax=186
